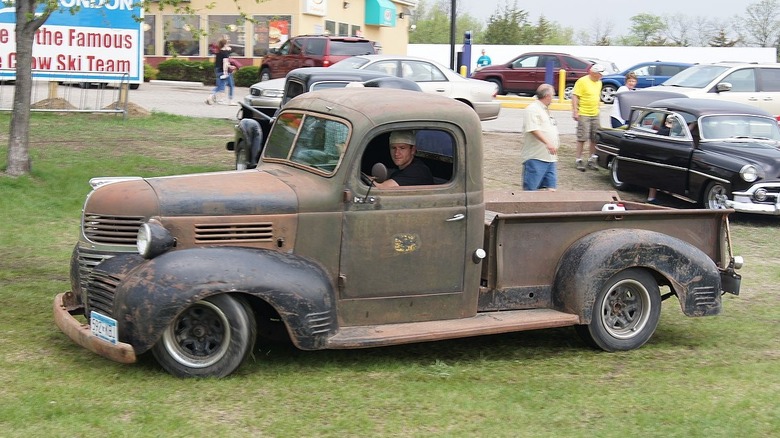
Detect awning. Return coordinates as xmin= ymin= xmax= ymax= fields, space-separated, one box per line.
xmin=365 ymin=0 xmax=397 ymax=27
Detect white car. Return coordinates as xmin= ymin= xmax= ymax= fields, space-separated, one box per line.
xmin=244 ymin=78 xmax=286 ymax=118
xmin=647 ymin=62 xmax=780 ymax=118
xmin=330 ymin=54 xmax=501 ymax=121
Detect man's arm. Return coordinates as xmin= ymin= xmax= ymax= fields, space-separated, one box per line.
xmin=530 ymin=130 xmax=558 ymax=155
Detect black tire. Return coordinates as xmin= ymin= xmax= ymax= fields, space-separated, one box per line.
xmin=487 ymin=78 xmax=504 ymax=95
xmin=609 ymin=158 xmax=631 ymax=191
xmin=130 ymin=83 xmax=140 ymax=90
xmin=702 ymin=181 xmax=730 ymax=210
xmin=601 ymin=84 xmax=617 ymax=104
xmin=152 ymin=294 xmax=256 ymax=378
xmin=259 ymin=68 xmax=271 ymax=82
xmin=235 ymin=140 xmax=252 ymax=170
xmin=576 ymin=268 xmax=661 ymax=352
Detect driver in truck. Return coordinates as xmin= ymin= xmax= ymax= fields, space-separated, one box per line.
xmin=374 ymin=130 xmax=434 ymax=188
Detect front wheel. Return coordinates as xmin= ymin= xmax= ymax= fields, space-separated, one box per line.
xmin=576 ymin=268 xmax=661 ymax=352
xmin=152 ymin=294 xmax=256 ymax=378
xmin=563 ymin=84 xmax=575 ymax=100
xmin=702 ymin=181 xmax=730 ymax=210
xmin=259 ymin=68 xmax=271 ymax=82
xmin=487 ymin=78 xmax=504 ymax=95
xmin=235 ymin=140 xmax=252 ymax=170
xmin=601 ymin=84 xmax=617 ymax=104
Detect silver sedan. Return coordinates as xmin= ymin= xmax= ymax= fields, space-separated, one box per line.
xmin=330 ymin=54 xmax=501 ymax=121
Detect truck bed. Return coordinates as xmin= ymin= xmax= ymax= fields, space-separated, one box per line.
xmin=481 ymin=190 xmax=730 ymax=299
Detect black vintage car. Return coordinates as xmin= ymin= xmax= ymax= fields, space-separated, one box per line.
xmin=595 ymin=97 xmax=780 ymax=214
xmin=227 ymin=67 xmax=421 ymax=170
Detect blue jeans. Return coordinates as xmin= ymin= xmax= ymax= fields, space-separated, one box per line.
xmin=212 ymin=69 xmax=226 ymax=94
xmin=523 ymin=159 xmax=557 ymax=190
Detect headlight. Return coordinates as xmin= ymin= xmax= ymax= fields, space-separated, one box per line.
xmin=260 ymin=89 xmax=284 ymax=98
xmin=137 ymin=220 xmax=175 ymax=259
xmin=739 ymin=165 xmax=759 ymax=182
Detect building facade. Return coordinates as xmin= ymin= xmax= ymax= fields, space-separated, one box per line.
xmin=143 ymin=0 xmax=417 ymax=67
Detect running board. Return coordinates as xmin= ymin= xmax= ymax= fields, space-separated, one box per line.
xmin=327 ymin=309 xmax=580 ymax=349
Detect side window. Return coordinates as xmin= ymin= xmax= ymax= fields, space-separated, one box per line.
xmin=365 ymin=60 xmax=398 ymax=76
xmin=283 ymin=81 xmax=305 ymax=103
xmin=277 ymin=40 xmax=291 ymax=55
xmin=402 ymin=61 xmax=446 ymax=82
xmin=290 ymin=38 xmax=304 ymax=55
xmin=634 ymin=65 xmax=651 ymax=76
xmin=722 ymin=68 xmax=757 ymax=92
xmin=565 ymin=57 xmax=589 ymax=70
xmin=759 ymin=67 xmax=780 ymax=92
xmin=360 ymin=129 xmax=455 ymax=186
xmin=541 ymin=55 xmax=561 ymax=70
xmin=305 ymin=38 xmax=326 ymax=56
xmin=513 ymin=55 xmax=539 ymax=68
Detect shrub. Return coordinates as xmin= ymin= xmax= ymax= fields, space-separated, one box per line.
xmin=234 ymin=66 xmax=259 ymax=87
xmin=157 ymin=58 xmax=213 ymax=84
xmin=143 ymin=63 xmax=158 ymax=82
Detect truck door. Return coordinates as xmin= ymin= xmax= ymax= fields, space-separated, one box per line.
xmin=338 ymin=129 xmax=476 ymax=325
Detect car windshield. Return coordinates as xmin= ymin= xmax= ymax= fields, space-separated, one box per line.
xmin=699 ymin=114 xmax=780 ymax=142
xmin=662 ymin=65 xmax=731 ymax=88
xmin=263 ymin=112 xmax=350 ymax=174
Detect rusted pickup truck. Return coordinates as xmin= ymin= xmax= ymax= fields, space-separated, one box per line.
xmin=53 ymin=88 xmax=742 ymax=377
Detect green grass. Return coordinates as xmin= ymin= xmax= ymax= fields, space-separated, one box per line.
xmin=0 ymin=113 xmax=778 ymax=437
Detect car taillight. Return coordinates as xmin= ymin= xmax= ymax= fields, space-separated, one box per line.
xmin=323 ymin=59 xmax=331 ymax=67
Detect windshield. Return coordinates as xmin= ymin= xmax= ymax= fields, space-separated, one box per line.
xmin=263 ymin=112 xmax=350 ymax=174
xmin=699 ymin=114 xmax=780 ymax=143
xmin=662 ymin=65 xmax=730 ymax=88
xmin=330 ymin=56 xmax=370 ymax=69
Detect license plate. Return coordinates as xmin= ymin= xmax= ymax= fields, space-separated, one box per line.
xmin=90 ymin=311 xmax=118 ymax=345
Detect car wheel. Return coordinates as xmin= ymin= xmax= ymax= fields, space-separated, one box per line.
xmin=609 ymin=158 xmax=631 ymax=191
xmin=702 ymin=181 xmax=730 ymax=210
xmin=563 ymin=84 xmax=575 ymax=100
xmin=259 ymin=68 xmax=271 ymax=82
xmin=575 ymin=268 xmax=661 ymax=352
xmin=235 ymin=139 xmax=252 ymax=170
xmin=601 ymin=84 xmax=617 ymax=104
xmin=152 ymin=294 xmax=256 ymax=378
xmin=486 ymin=78 xmax=504 ymax=95
xmin=130 ymin=83 xmax=140 ymax=90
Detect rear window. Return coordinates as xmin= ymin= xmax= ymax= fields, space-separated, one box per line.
xmin=760 ymin=67 xmax=780 ymax=92
xmin=329 ymin=41 xmax=375 ymax=56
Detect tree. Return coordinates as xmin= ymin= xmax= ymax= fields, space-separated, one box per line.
xmin=742 ymin=0 xmax=780 ymax=47
xmin=663 ymin=13 xmax=692 ymax=46
xmin=627 ymin=13 xmax=667 ymax=46
xmin=6 ymin=0 xmax=56 ymax=177
xmin=482 ymin=1 xmax=529 ymax=44
xmin=409 ymin=0 xmax=483 ymax=45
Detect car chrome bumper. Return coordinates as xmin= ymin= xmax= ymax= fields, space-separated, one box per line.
xmin=726 ymin=197 xmax=780 ymax=215
xmin=53 ymin=292 xmax=136 ymax=364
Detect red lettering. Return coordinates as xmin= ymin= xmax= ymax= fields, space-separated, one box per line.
xmin=0 ymin=28 xmax=9 ymax=44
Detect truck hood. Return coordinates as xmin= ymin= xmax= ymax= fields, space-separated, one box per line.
xmin=145 ymin=170 xmax=298 ymax=216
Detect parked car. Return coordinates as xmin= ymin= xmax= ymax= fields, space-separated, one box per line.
xmin=584 ymin=57 xmax=620 ymax=74
xmin=646 ymin=62 xmax=780 ymax=118
xmin=469 ymin=52 xmax=593 ymax=99
xmin=258 ymin=35 xmax=376 ymax=81
xmin=600 ymin=61 xmax=693 ymax=104
xmin=230 ymin=68 xmax=421 ymax=169
xmin=596 ymin=97 xmax=780 ymax=214
xmin=330 ymin=54 xmax=501 ymax=120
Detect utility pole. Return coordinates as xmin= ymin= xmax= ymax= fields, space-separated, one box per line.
xmin=449 ymin=0 xmax=456 ymax=69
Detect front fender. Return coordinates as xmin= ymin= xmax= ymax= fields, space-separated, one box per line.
xmin=552 ymin=229 xmax=722 ymax=323
xmin=108 ymin=247 xmax=335 ymax=354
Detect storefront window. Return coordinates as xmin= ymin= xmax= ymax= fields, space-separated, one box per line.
xmin=143 ymin=15 xmax=156 ymax=55
xmin=325 ymin=21 xmax=336 ymax=36
xmin=163 ymin=15 xmax=199 ymax=56
xmin=252 ymin=15 xmax=292 ymax=57
xmin=351 ymin=25 xmax=362 ymax=38
xmin=338 ymin=23 xmax=348 ymax=36
xmin=208 ymin=15 xmax=245 ymax=56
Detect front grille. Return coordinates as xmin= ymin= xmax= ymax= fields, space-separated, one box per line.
xmin=83 ymin=214 xmax=145 ymax=245
xmin=194 ymin=222 xmax=273 ymax=244
xmin=77 ymin=249 xmax=114 ymax=293
xmin=86 ymin=270 xmax=122 ymax=318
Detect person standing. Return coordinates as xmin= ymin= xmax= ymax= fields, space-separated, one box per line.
xmin=572 ymin=64 xmax=605 ymax=171
xmin=521 ymin=84 xmax=559 ymax=191
xmin=610 ymin=72 xmax=638 ymax=128
xmin=476 ymin=49 xmax=491 ymax=69
xmin=206 ymin=38 xmax=230 ymax=105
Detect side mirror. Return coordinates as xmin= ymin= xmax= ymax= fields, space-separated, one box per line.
xmin=371 ymin=163 xmax=388 ymax=183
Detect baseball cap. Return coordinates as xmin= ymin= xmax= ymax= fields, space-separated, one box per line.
xmin=389 ymin=130 xmax=416 ymax=146
xmin=590 ymin=64 xmax=605 ymax=74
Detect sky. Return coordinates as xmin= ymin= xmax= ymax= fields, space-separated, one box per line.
xmin=457 ymin=0 xmax=747 ymax=35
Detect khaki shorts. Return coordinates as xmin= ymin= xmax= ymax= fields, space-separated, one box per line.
xmin=576 ymin=115 xmax=601 ymax=143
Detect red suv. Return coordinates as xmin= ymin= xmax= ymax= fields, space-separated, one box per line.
xmin=259 ymin=35 xmax=376 ymax=81
xmin=471 ymin=52 xmax=592 ymax=98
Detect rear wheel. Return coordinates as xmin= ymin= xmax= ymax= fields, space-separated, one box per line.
xmin=702 ymin=181 xmax=729 ymax=210
xmin=152 ymin=294 xmax=256 ymax=378
xmin=609 ymin=158 xmax=631 ymax=191
xmin=563 ymin=83 xmax=575 ymax=100
xmin=576 ymin=269 xmax=661 ymax=351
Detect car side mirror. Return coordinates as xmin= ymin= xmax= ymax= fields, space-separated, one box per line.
xmin=371 ymin=162 xmax=388 ymax=183
xmin=716 ymin=82 xmax=732 ymax=92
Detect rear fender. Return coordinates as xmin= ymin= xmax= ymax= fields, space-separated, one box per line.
xmin=552 ymin=229 xmax=722 ymax=323
xmin=107 ymin=247 xmax=335 ymax=354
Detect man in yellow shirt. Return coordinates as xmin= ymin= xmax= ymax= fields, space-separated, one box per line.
xmin=571 ymin=64 xmax=604 ymax=171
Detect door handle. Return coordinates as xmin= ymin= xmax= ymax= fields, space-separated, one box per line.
xmin=446 ymin=213 xmax=465 ymax=222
